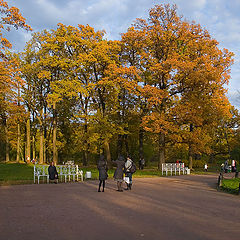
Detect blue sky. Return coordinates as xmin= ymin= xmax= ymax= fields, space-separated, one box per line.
xmin=6 ymin=0 xmax=240 ymax=107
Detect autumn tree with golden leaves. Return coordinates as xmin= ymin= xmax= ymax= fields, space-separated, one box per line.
xmin=0 ymin=0 xmax=31 ymax=162
xmin=121 ymin=4 xmax=234 ymax=168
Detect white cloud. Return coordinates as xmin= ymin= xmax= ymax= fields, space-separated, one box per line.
xmin=227 ymin=90 xmax=240 ymax=109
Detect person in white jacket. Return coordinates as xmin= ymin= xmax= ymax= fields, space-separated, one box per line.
xmin=125 ymin=156 xmax=133 ymax=190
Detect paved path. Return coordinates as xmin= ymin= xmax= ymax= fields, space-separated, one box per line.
xmin=0 ymin=174 xmax=240 ymax=240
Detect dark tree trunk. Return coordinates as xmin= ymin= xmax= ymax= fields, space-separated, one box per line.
xmin=104 ymin=141 xmax=112 ymax=167
xmin=16 ymin=123 xmax=21 ymax=163
xmin=26 ymin=114 xmax=31 ymax=163
xmin=53 ymin=102 xmax=57 ymax=164
xmin=16 ymin=86 xmax=21 ymax=163
xmin=82 ymin=123 xmax=89 ymax=166
xmin=158 ymin=132 xmax=165 ymax=170
xmin=124 ymin=134 xmax=129 ymax=156
xmin=39 ymin=109 xmax=44 ymax=164
xmin=117 ymin=134 xmax=123 ymax=157
xmin=188 ymin=123 xmax=194 ymax=170
xmin=3 ymin=117 xmax=9 ymax=162
xmin=44 ymin=106 xmax=47 ymax=163
xmin=139 ymin=127 xmax=144 ymax=160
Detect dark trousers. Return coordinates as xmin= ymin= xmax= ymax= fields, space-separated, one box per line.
xmin=98 ymin=180 xmax=105 ymax=191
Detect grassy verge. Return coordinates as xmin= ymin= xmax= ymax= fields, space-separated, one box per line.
xmin=0 ymin=163 xmax=34 ymax=185
xmin=220 ymin=178 xmax=240 ymax=195
xmin=78 ymin=167 xmax=163 ymax=179
xmin=0 ymin=163 xmax=164 ymax=185
xmin=0 ymin=162 xmax=222 ymax=185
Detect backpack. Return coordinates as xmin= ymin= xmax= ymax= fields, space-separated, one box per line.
xmin=130 ymin=162 xmax=137 ymax=173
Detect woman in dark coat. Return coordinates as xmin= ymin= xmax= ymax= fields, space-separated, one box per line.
xmin=48 ymin=162 xmax=58 ymax=183
xmin=97 ymin=155 xmax=108 ymax=192
xmin=113 ymin=156 xmax=125 ymax=192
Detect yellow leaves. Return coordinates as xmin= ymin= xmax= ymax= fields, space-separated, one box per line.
xmin=37 ymin=70 xmax=51 ymax=80
xmin=48 ymin=78 xmax=88 ymax=104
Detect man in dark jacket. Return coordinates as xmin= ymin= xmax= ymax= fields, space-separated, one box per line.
xmin=48 ymin=162 xmax=58 ymax=184
xmin=113 ymin=156 xmax=125 ymax=192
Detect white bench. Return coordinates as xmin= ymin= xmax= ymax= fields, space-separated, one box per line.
xmin=162 ymin=163 xmax=188 ymax=176
xmin=34 ymin=164 xmax=83 ymax=184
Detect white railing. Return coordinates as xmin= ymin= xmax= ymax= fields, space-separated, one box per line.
xmin=34 ymin=164 xmax=83 ymax=184
xmin=162 ymin=163 xmax=189 ymax=176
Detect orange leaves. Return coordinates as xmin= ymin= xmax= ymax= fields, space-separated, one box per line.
xmin=0 ymin=2 xmax=31 ymax=123
xmin=140 ymin=85 xmax=167 ymax=107
xmin=2 ymin=6 xmax=32 ymax=31
xmin=0 ymin=0 xmax=32 ymax=55
xmin=142 ymin=112 xmax=179 ymax=136
xmin=121 ymin=3 xmax=235 ymax=158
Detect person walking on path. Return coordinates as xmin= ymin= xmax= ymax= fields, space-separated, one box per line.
xmin=48 ymin=162 xmax=58 ymax=184
xmin=113 ymin=156 xmax=125 ymax=192
xmin=204 ymin=163 xmax=208 ymax=172
xmin=125 ymin=156 xmax=135 ymax=190
xmin=97 ymin=155 xmax=108 ymax=192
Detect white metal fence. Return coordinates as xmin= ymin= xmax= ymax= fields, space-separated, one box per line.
xmin=162 ymin=163 xmax=190 ymax=176
xmin=34 ymin=164 xmax=83 ymax=184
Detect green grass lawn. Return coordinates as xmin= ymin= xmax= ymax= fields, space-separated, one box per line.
xmin=77 ymin=166 xmax=163 ymax=179
xmin=221 ymin=178 xmax=240 ymax=194
xmin=0 ymin=163 xmax=34 ymax=185
xmin=0 ymin=162 xmax=223 ymax=185
xmin=0 ymin=163 xmax=165 ymax=185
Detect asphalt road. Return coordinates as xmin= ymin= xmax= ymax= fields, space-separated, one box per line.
xmin=0 ymin=174 xmax=240 ymax=240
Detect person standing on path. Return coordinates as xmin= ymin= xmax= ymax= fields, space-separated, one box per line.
xmin=97 ymin=155 xmax=108 ymax=192
xmin=48 ymin=162 xmax=58 ymax=184
xmin=125 ymin=156 xmax=135 ymax=190
xmin=231 ymin=159 xmax=236 ymax=172
xmin=113 ymin=156 xmax=125 ymax=192
xmin=139 ymin=157 xmax=145 ymax=170
xmin=224 ymin=159 xmax=229 ymax=173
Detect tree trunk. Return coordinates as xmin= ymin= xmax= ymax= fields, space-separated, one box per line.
xmin=16 ymin=84 xmax=21 ymax=163
xmin=43 ymin=106 xmax=47 ymax=163
xmin=16 ymin=122 xmax=21 ymax=162
xmin=26 ymin=115 xmax=31 ymax=163
xmin=117 ymin=134 xmax=123 ymax=157
xmin=139 ymin=127 xmax=144 ymax=160
xmin=39 ymin=109 xmax=44 ymax=164
xmin=188 ymin=123 xmax=193 ymax=170
xmin=224 ymin=127 xmax=231 ymax=159
xmin=53 ymin=102 xmax=57 ymax=164
xmin=4 ymin=117 xmax=9 ymax=162
xmin=32 ymin=135 xmax=35 ymax=161
xmin=124 ymin=134 xmax=129 ymax=156
xmin=32 ymin=112 xmax=36 ymax=161
xmin=83 ymin=151 xmax=88 ymax=166
xmin=158 ymin=132 xmax=165 ymax=170
xmin=104 ymin=141 xmax=112 ymax=167
xmin=82 ymin=123 xmax=88 ymax=166
xmin=39 ymin=126 xmax=44 ymax=164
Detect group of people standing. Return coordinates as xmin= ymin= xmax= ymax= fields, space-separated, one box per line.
xmin=97 ymin=155 xmax=136 ymax=192
xmin=46 ymin=155 xmax=137 ymax=191
xmin=221 ymin=159 xmax=238 ymax=173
